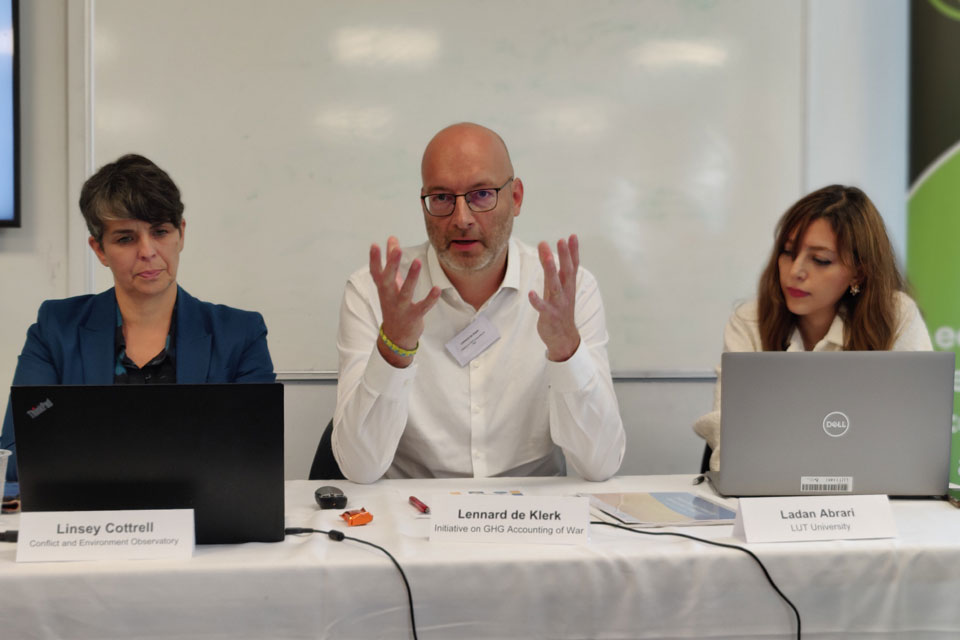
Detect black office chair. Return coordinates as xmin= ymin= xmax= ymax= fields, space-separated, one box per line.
xmin=699 ymin=444 xmax=712 ymax=475
xmin=309 ymin=419 xmax=345 ymax=480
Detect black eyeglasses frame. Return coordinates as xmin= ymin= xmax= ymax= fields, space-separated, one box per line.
xmin=420 ymin=177 xmax=515 ymax=217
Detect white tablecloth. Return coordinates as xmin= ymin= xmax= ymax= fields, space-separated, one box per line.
xmin=2 ymin=475 xmax=959 ymax=639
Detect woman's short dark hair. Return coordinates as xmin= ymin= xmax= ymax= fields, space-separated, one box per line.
xmin=79 ymin=154 xmax=184 ymax=244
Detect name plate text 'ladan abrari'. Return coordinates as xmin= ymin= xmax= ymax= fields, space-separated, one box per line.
xmin=733 ymin=495 xmax=896 ymax=543
xmin=430 ymin=494 xmax=589 ymax=544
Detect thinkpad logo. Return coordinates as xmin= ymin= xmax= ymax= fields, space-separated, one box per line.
xmin=822 ymin=411 xmax=850 ymax=437
xmin=26 ymin=398 xmax=53 ymax=419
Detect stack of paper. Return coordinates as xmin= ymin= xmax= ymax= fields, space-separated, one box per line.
xmin=587 ymin=491 xmax=736 ymax=527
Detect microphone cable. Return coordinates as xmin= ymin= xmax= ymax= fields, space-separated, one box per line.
xmin=285 ymin=527 xmax=418 ymax=640
xmin=591 ymin=520 xmax=801 ymax=640
xmin=286 ymin=522 xmax=799 ymax=640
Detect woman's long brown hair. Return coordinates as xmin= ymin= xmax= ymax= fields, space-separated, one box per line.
xmin=757 ymin=185 xmax=903 ymax=351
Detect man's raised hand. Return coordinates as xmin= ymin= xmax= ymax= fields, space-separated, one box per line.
xmin=369 ymin=237 xmax=441 ymax=367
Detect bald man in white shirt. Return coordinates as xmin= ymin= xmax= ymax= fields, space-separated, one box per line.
xmin=332 ymin=123 xmax=625 ymax=483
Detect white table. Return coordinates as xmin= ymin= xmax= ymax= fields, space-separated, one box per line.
xmin=2 ymin=475 xmax=959 ymax=639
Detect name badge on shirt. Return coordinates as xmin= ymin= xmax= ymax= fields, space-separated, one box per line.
xmin=445 ymin=314 xmax=500 ymax=367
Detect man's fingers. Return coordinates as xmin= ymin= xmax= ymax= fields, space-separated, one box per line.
xmin=568 ymin=234 xmax=580 ymax=272
xmin=381 ymin=240 xmax=403 ymax=285
xmin=528 ymin=290 xmax=548 ymax=313
xmin=538 ymin=241 xmax=561 ymax=295
xmin=398 ymin=258 xmax=423 ymax=300
xmin=386 ymin=236 xmax=402 ymax=287
xmin=537 ymin=241 xmax=552 ymax=268
xmin=556 ymin=236 xmax=581 ymax=289
xmin=369 ymin=243 xmax=383 ymax=282
xmin=413 ymin=286 xmax=442 ymax=316
xmin=556 ymin=238 xmax=574 ymax=287
xmin=544 ymin=266 xmax=563 ymax=301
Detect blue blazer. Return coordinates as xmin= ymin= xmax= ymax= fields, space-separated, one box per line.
xmin=1 ymin=287 xmax=276 ymax=481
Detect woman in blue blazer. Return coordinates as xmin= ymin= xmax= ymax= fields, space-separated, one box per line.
xmin=1 ymin=154 xmax=275 ymax=481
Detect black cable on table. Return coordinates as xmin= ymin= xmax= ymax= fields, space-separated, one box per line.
xmin=285 ymin=527 xmax=418 ymax=640
xmin=591 ymin=520 xmax=801 ymax=640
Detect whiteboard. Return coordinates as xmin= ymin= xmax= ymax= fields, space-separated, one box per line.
xmin=91 ymin=0 xmax=802 ymax=374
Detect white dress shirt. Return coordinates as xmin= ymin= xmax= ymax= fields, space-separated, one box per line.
xmin=693 ymin=291 xmax=933 ymax=471
xmin=332 ymin=238 xmax=626 ymax=483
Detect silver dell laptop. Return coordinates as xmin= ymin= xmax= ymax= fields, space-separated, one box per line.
xmin=709 ymin=351 xmax=955 ymax=497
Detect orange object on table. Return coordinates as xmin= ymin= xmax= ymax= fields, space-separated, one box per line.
xmin=340 ymin=508 xmax=373 ymax=526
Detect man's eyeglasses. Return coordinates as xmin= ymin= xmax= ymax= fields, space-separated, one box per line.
xmin=421 ymin=177 xmax=514 ymax=217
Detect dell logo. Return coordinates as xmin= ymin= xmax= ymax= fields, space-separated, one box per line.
xmin=822 ymin=411 xmax=850 ymax=437
xmin=26 ymin=398 xmax=53 ymax=419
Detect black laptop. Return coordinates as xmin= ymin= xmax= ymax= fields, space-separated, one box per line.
xmin=11 ymin=383 xmax=285 ymax=544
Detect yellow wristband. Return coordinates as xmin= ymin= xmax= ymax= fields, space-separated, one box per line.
xmin=379 ymin=325 xmax=418 ymax=357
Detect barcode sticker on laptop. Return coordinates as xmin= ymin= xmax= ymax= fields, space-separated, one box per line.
xmin=800 ymin=476 xmax=853 ymax=493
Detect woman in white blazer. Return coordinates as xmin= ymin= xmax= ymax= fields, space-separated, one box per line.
xmin=694 ymin=185 xmax=932 ymax=472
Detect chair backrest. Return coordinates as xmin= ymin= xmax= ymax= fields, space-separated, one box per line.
xmin=309 ymin=419 xmax=345 ymax=480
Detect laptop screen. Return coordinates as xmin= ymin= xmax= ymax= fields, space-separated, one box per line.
xmin=11 ymin=383 xmax=285 ymax=544
xmin=716 ymin=351 xmax=954 ymax=497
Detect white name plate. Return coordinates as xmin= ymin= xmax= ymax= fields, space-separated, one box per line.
xmin=733 ymin=495 xmax=896 ymax=543
xmin=430 ymin=495 xmax=589 ymax=545
xmin=445 ymin=314 xmax=500 ymax=367
xmin=17 ymin=509 xmax=195 ymax=562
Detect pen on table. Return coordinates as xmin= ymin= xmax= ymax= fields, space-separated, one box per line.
xmin=409 ymin=496 xmax=430 ymax=514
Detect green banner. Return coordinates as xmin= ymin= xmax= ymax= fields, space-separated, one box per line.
xmin=908 ymin=0 xmax=960 ymax=485
xmin=908 ymin=145 xmax=960 ymax=485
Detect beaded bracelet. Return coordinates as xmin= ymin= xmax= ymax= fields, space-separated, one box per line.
xmin=379 ymin=325 xmax=418 ymax=357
